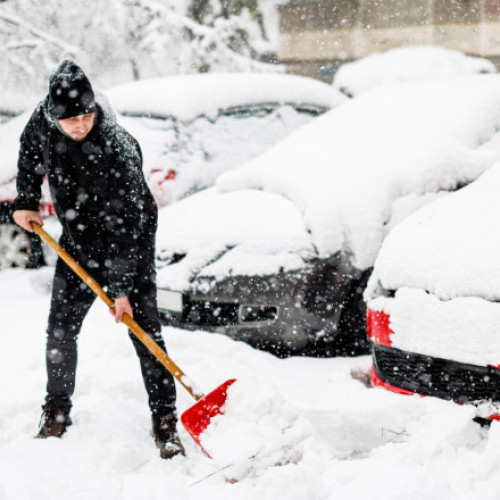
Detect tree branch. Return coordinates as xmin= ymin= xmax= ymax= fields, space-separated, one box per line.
xmin=0 ymin=12 xmax=78 ymax=54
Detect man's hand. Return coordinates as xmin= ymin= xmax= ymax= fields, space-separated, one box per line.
xmin=12 ymin=210 xmax=43 ymax=232
xmin=109 ymin=296 xmax=133 ymax=323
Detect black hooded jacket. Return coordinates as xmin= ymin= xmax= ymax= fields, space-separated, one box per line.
xmin=13 ymin=96 xmax=158 ymax=298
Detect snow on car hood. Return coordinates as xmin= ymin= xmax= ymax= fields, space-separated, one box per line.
xmin=102 ymin=73 xmax=346 ymax=121
xmin=216 ymin=74 xmax=500 ymax=272
xmin=156 ymin=188 xmax=314 ymax=290
xmin=370 ymin=162 xmax=500 ymax=301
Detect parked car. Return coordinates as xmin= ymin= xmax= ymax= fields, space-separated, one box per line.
xmin=155 ymin=74 xmax=500 ymax=357
xmin=333 ymin=45 xmax=496 ymax=97
xmin=367 ymin=162 xmax=500 ymax=420
xmin=0 ymin=73 xmax=343 ymax=269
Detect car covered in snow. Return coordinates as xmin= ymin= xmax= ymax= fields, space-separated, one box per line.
xmin=366 ymin=162 xmax=500 ymax=420
xmin=333 ymin=45 xmax=496 ymax=97
xmin=0 ymin=72 xmax=343 ymax=269
xmin=155 ymin=74 xmax=500 ymax=356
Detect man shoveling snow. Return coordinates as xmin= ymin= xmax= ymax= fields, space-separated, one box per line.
xmin=12 ymin=59 xmax=184 ymax=460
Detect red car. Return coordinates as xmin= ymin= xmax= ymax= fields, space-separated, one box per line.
xmin=367 ymin=165 xmax=500 ymax=423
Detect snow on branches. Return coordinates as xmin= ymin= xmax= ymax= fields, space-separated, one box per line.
xmin=0 ymin=0 xmax=281 ymax=111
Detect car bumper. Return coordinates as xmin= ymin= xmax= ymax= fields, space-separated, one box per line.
xmin=156 ymin=255 xmax=367 ymax=355
xmin=371 ymin=344 xmax=500 ymax=420
xmin=157 ymin=284 xmax=328 ymax=354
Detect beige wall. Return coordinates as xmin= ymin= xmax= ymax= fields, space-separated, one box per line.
xmin=279 ymin=0 xmax=500 ymax=80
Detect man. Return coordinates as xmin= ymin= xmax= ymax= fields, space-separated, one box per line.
xmin=13 ymin=59 xmax=184 ymax=460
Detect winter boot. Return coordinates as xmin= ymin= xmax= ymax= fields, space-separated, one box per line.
xmin=152 ymin=415 xmax=185 ymax=459
xmin=36 ymin=406 xmax=72 ymax=439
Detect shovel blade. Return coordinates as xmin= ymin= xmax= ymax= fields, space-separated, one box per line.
xmin=181 ymin=378 xmax=236 ymax=453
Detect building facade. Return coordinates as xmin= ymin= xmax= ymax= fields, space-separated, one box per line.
xmin=279 ymin=0 xmax=500 ymax=81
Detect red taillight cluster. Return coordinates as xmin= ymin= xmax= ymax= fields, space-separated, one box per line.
xmin=150 ymin=168 xmax=176 ymax=187
xmin=367 ymin=307 xmax=393 ymax=347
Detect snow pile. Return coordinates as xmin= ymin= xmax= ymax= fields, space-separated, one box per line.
xmin=104 ymin=73 xmax=345 ymax=122
xmin=367 ymin=163 xmax=500 ymax=365
xmin=157 ymin=74 xmax=500 ymax=288
xmin=370 ymin=162 xmax=500 ymax=301
xmin=200 ymin=377 xmax=328 ymax=481
xmin=333 ymin=45 xmax=496 ymax=97
xmin=157 ymin=188 xmax=313 ymax=289
xmin=370 ymin=288 xmax=500 ymax=367
xmin=210 ymin=74 xmax=500 ymax=272
xmin=5 ymin=268 xmax=500 ymax=498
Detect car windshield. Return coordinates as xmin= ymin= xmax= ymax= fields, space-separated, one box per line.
xmin=145 ymin=105 xmax=318 ymax=203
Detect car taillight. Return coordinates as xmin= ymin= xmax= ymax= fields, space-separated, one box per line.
xmin=367 ymin=307 xmax=393 ymax=347
xmin=150 ymin=168 xmax=176 ymax=187
xmin=164 ymin=169 xmax=175 ymax=182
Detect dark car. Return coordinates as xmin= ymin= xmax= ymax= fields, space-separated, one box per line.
xmin=155 ymin=74 xmax=500 ymax=357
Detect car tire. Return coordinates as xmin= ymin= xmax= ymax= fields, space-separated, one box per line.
xmin=0 ymin=207 xmax=45 ymax=270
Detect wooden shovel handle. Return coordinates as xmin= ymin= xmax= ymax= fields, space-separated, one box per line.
xmin=32 ymin=223 xmax=204 ymax=401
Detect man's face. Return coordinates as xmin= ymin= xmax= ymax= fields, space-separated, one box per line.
xmin=57 ymin=113 xmax=95 ymax=141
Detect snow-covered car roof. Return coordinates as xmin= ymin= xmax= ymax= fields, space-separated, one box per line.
xmin=0 ymin=73 xmax=345 ymax=204
xmin=333 ymin=45 xmax=496 ymax=97
xmin=156 ymin=74 xmax=500 ymax=290
xmin=369 ymin=162 xmax=500 ymax=302
xmin=103 ymin=72 xmax=346 ymax=121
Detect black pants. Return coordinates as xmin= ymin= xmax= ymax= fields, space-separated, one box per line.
xmin=44 ymin=258 xmax=177 ymax=420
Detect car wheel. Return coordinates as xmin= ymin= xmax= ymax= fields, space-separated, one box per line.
xmin=0 ymin=222 xmax=44 ymax=270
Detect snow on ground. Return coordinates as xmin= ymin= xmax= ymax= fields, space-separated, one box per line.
xmin=333 ymin=45 xmax=496 ymax=97
xmin=3 ymin=267 xmax=500 ymax=499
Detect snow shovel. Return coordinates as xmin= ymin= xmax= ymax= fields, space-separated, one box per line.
xmin=32 ymin=223 xmax=236 ymax=453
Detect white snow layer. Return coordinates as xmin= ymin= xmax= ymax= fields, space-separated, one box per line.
xmin=369 ymin=288 xmax=500 ymax=367
xmin=367 ymin=162 xmax=500 ymax=366
xmin=333 ymin=45 xmax=496 ymax=97
xmin=156 ymin=188 xmax=313 ymax=290
xmin=371 ymin=163 xmax=500 ymax=301
xmin=103 ymin=73 xmax=345 ymax=121
xmin=156 ymin=75 xmax=500 ymax=289
xmin=3 ymin=267 xmax=500 ymax=500
xmin=171 ymin=74 xmax=500 ymax=276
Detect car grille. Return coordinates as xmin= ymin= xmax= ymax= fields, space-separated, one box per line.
xmin=373 ymin=345 xmax=500 ymax=404
xmin=185 ymin=298 xmax=240 ymax=327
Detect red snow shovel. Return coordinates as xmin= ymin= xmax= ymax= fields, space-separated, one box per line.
xmin=32 ymin=223 xmax=236 ymax=453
